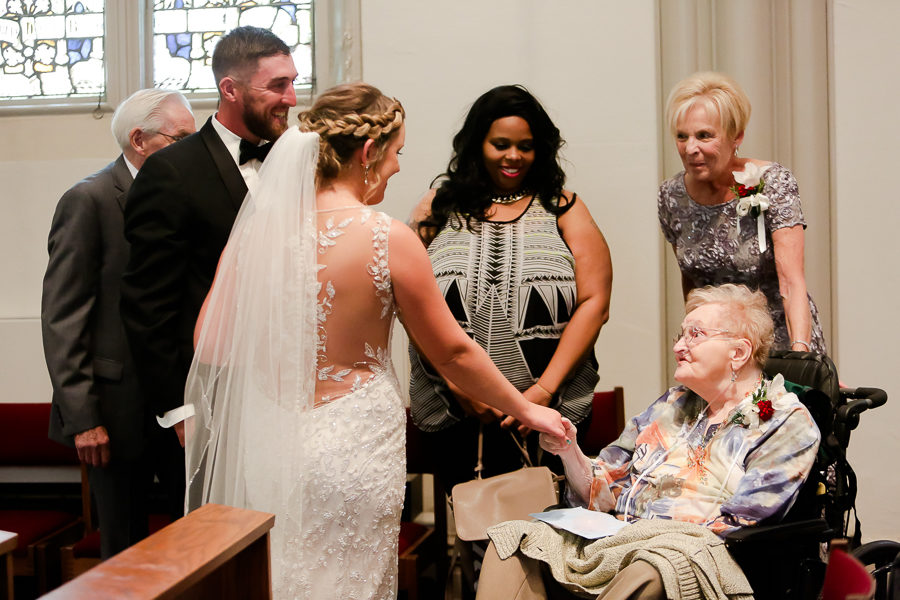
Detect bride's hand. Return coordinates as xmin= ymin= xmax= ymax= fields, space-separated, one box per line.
xmin=520 ymin=404 xmax=565 ymax=438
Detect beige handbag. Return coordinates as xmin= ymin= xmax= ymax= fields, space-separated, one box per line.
xmin=450 ymin=426 xmax=559 ymax=541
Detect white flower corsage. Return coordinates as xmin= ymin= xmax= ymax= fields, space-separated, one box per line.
xmin=728 ymin=374 xmax=791 ymax=430
xmin=732 ymin=163 xmax=772 ymax=252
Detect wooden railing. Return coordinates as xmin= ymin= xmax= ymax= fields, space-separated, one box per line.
xmin=1 ymin=530 xmax=16 ymax=600
xmin=42 ymin=503 xmax=274 ymax=599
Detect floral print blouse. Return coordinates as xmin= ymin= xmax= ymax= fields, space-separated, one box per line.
xmin=577 ymin=375 xmax=819 ymax=537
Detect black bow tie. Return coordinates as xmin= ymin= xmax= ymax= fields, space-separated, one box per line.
xmin=239 ymin=139 xmax=273 ymax=165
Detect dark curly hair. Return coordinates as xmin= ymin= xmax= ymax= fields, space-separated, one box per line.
xmin=419 ymin=85 xmax=571 ymax=238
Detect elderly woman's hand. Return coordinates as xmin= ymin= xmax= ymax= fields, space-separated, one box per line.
xmin=541 ymin=418 xmax=598 ymax=506
xmin=539 ymin=417 xmax=578 ymax=455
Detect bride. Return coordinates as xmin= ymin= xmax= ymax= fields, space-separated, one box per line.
xmin=182 ymin=83 xmax=566 ymax=598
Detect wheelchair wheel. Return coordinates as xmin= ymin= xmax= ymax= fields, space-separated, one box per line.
xmin=854 ymin=540 xmax=900 ymax=600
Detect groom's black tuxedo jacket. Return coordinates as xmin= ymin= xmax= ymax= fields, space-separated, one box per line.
xmin=121 ymin=117 xmax=247 ymax=416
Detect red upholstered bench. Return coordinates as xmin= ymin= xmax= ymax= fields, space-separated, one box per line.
xmin=582 ymin=388 xmax=626 ymax=456
xmin=0 ymin=403 xmax=83 ymax=594
xmin=0 ymin=511 xmax=78 ymax=561
xmin=0 ymin=404 xmax=79 ymax=467
xmin=399 ymin=521 xmax=430 ymax=557
xmin=398 ymin=520 xmax=434 ymax=599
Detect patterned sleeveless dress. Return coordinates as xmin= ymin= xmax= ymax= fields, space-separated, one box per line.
xmin=409 ymin=198 xmax=597 ymax=432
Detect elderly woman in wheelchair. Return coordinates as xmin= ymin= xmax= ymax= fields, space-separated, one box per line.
xmin=477 ymin=284 xmax=820 ymax=600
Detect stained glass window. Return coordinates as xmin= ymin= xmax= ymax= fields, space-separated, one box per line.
xmin=0 ymin=0 xmax=106 ymax=100
xmin=152 ymin=1 xmax=313 ymax=94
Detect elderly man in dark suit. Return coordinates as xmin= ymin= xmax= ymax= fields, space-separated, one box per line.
xmin=120 ymin=27 xmax=297 ymax=473
xmin=42 ymin=89 xmax=195 ymax=558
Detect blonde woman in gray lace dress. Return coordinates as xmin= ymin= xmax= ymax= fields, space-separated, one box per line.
xmin=658 ymin=72 xmax=826 ymax=354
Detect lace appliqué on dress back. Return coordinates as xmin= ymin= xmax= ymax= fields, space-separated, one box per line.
xmin=369 ymin=214 xmax=394 ymax=318
xmin=315 ymin=208 xmax=395 ymax=404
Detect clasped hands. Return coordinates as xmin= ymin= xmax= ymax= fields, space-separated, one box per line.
xmin=454 ymin=382 xmax=558 ymax=436
xmin=539 ymin=418 xmax=615 ymax=510
xmin=539 ymin=416 xmax=578 ymax=455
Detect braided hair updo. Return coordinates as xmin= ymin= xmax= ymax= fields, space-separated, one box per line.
xmin=298 ymin=83 xmax=404 ymax=185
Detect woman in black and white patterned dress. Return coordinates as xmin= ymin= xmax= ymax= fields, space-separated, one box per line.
xmin=408 ymin=85 xmax=613 ymax=491
xmin=658 ymin=72 xmax=826 ymax=353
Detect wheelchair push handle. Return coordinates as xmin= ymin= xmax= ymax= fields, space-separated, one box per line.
xmin=838 ymin=387 xmax=887 ymax=418
xmin=850 ymin=387 xmax=888 ymax=409
xmin=835 ymin=387 xmax=887 ymax=440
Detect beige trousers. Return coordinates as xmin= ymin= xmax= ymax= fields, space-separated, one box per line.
xmin=475 ymin=542 xmax=664 ymax=600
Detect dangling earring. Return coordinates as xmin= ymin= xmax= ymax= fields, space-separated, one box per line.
xmin=733 ymin=146 xmax=739 ymax=157
xmin=731 ymin=368 xmax=738 ymax=382
xmin=363 ymin=163 xmax=370 ymax=186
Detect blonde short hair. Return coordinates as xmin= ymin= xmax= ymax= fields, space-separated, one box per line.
xmin=298 ymin=82 xmax=404 ymax=187
xmin=685 ymin=284 xmax=773 ymax=368
xmin=665 ymin=71 xmax=751 ymax=141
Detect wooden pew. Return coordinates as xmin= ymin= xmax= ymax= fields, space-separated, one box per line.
xmin=0 ymin=402 xmax=83 ymax=594
xmin=42 ymin=504 xmax=274 ymax=599
xmin=1 ymin=530 xmax=17 ymax=600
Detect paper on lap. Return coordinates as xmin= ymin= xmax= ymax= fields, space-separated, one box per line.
xmin=529 ymin=507 xmax=630 ymax=539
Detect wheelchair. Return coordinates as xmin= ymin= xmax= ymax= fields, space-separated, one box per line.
xmin=725 ymin=350 xmax=893 ymax=600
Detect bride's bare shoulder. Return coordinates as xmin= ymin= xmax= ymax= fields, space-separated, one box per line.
xmin=387 ymin=217 xmax=429 ymax=250
xmin=385 ymin=218 xmax=434 ymax=283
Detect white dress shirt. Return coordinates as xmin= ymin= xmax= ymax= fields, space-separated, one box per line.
xmin=124 ymin=156 xmax=139 ymax=179
xmin=210 ymin=114 xmax=268 ymax=191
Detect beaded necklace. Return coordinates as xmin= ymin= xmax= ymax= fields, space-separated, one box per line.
xmin=489 ymin=191 xmax=529 ymax=205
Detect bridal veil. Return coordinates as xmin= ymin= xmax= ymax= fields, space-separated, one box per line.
xmin=184 ymin=127 xmax=319 ymax=582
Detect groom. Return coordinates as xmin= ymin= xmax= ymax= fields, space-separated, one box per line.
xmin=120 ymin=26 xmax=298 ymax=461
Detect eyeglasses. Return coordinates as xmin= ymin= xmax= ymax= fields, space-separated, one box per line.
xmin=154 ymin=131 xmax=189 ymax=144
xmin=672 ymin=325 xmax=734 ymax=348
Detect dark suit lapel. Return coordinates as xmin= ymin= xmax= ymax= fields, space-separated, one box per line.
xmin=199 ymin=117 xmax=248 ymax=211
xmin=111 ymin=154 xmax=133 ymax=212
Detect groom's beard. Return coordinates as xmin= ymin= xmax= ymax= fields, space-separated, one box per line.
xmin=241 ymin=92 xmax=289 ymax=141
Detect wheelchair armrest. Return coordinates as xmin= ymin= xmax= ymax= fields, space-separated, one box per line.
xmin=725 ymin=518 xmax=831 ymax=547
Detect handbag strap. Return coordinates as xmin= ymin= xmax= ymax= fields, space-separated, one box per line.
xmin=474 ymin=424 xmax=484 ymax=479
xmin=508 ymin=430 xmax=534 ymax=467
xmin=474 ymin=422 xmax=538 ymax=481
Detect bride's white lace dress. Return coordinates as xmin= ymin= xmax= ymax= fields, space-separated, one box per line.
xmin=184 ymin=131 xmax=406 ymax=599
xmin=286 ymin=206 xmax=406 ymax=598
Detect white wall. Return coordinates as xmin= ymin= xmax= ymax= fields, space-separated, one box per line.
xmin=831 ymin=0 xmax=900 ymax=543
xmin=0 ymin=114 xmax=117 ymax=405
xmin=0 ymin=108 xmax=212 ymax=406
xmin=361 ymin=0 xmax=665 ymax=414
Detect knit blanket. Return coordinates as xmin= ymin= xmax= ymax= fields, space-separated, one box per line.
xmin=487 ymin=518 xmax=753 ymax=600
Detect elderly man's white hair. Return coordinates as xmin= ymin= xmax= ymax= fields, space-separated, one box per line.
xmin=110 ymin=89 xmax=192 ymax=151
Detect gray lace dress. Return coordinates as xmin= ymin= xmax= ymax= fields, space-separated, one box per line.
xmin=658 ymin=163 xmax=826 ymax=353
